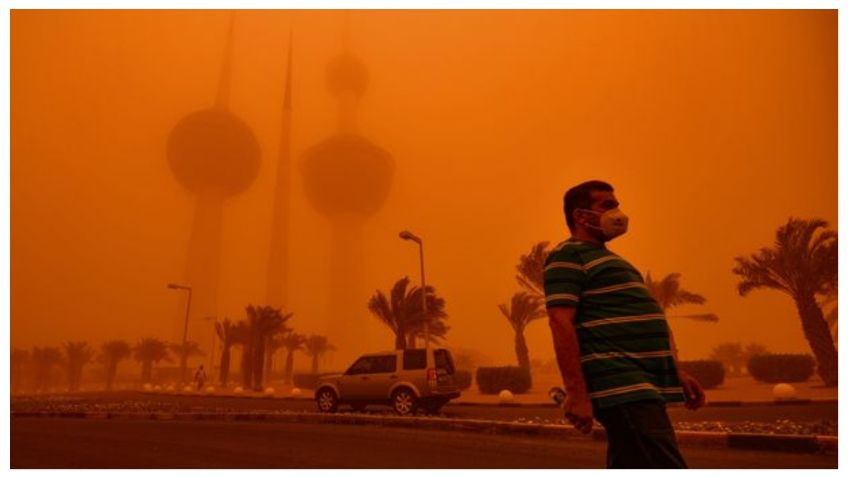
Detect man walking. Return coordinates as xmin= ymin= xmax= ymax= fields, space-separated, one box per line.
xmin=544 ymin=180 xmax=705 ymax=468
xmin=194 ymin=364 xmax=207 ymax=391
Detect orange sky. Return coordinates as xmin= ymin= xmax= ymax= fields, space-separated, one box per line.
xmin=11 ymin=10 xmax=837 ymax=368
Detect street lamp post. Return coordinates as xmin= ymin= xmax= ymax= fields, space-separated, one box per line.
xmin=203 ymin=316 xmax=219 ymax=375
xmin=399 ymin=231 xmax=429 ymax=350
xmin=167 ymin=283 xmax=193 ymax=384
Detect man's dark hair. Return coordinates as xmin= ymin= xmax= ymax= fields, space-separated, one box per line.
xmin=563 ymin=180 xmax=614 ymax=231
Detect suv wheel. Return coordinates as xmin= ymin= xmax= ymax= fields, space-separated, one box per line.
xmin=392 ymin=388 xmax=418 ymax=416
xmin=316 ymin=388 xmax=339 ymax=413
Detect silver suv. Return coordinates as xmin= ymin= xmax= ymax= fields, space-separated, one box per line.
xmin=314 ymin=348 xmax=461 ymax=415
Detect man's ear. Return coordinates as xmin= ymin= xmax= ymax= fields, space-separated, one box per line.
xmin=572 ymin=208 xmax=584 ymax=227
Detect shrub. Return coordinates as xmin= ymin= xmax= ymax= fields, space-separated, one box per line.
xmin=292 ymin=372 xmax=340 ymax=390
xmin=454 ymin=369 xmax=472 ymax=390
xmin=678 ymin=360 xmax=725 ymax=389
xmin=475 ymin=366 xmax=532 ymax=394
xmin=747 ymin=354 xmax=815 ymax=383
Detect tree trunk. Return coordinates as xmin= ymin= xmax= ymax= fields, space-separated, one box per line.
xmin=284 ymin=350 xmax=294 ymax=385
xmin=106 ymin=362 xmax=117 ymax=390
xmin=311 ymin=354 xmax=319 ymax=374
xmin=219 ymin=345 xmax=231 ymax=387
xmin=796 ymin=296 xmax=838 ymax=386
xmin=264 ymin=345 xmax=274 ymax=382
xmin=67 ymin=364 xmax=75 ymax=392
xmin=253 ymin=338 xmax=266 ymax=391
xmin=141 ymin=362 xmax=152 ymax=383
xmin=394 ymin=330 xmax=406 ymax=350
xmin=241 ymin=344 xmax=253 ymax=390
xmin=514 ymin=330 xmax=531 ymax=370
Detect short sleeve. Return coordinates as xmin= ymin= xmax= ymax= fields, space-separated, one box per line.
xmin=543 ymin=247 xmax=586 ymax=308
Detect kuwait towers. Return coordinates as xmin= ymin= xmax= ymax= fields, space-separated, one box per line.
xmin=300 ymin=21 xmax=395 ymax=361
xmin=264 ymin=32 xmax=293 ymax=309
xmin=166 ymin=14 xmax=261 ymax=337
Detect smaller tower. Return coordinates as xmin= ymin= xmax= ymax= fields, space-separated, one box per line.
xmin=299 ymin=16 xmax=395 ymax=362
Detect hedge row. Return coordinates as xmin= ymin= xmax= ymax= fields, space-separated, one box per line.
xmin=678 ymin=360 xmax=725 ymax=389
xmin=747 ymin=354 xmax=815 ymax=383
xmin=475 ymin=366 xmax=532 ymax=394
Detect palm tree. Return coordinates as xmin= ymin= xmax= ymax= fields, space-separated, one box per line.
xmin=709 ymin=342 xmax=745 ymax=376
xmin=246 ymin=304 xmax=293 ymax=390
xmin=368 ymin=277 xmax=450 ymax=350
xmin=230 ymin=320 xmax=254 ymax=390
xmin=169 ymin=341 xmax=205 ymax=383
xmin=819 ymin=288 xmax=838 ymax=346
xmin=63 ymin=341 xmax=95 ymax=392
xmin=31 ymin=346 xmax=64 ymax=392
xmin=644 ymin=272 xmax=718 ymax=322
xmin=98 ymin=340 xmax=131 ymax=390
xmin=498 ymin=292 xmax=547 ymax=369
xmin=304 ymin=335 xmax=335 ymax=374
xmin=732 ymin=217 xmax=838 ymax=386
xmin=280 ymin=332 xmax=307 ymax=385
xmin=264 ymin=334 xmax=286 ymax=382
xmin=133 ymin=338 xmax=171 ymax=383
xmin=405 ymin=285 xmax=449 ymax=348
xmin=215 ymin=318 xmax=241 ymax=387
xmin=515 ymin=241 xmax=551 ymax=298
xmin=168 ymin=341 xmax=204 ymax=374
xmin=11 ymin=348 xmax=29 ymax=393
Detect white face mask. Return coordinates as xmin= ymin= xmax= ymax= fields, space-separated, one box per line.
xmin=580 ymin=208 xmax=629 ymax=240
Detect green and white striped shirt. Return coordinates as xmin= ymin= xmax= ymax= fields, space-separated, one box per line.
xmin=543 ymin=238 xmax=684 ymax=409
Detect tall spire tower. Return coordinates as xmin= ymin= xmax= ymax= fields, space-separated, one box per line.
xmin=299 ymin=14 xmax=395 ymax=363
xmin=264 ymin=30 xmax=294 ymax=309
xmin=166 ymin=12 xmax=261 ymax=340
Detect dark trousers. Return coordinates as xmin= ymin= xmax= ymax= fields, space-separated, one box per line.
xmin=593 ymin=399 xmax=688 ymax=469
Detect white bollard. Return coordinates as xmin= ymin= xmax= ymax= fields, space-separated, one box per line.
xmin=498 ymin=389 xmax=515 ymax=403
xmin=264 ymin=387 xmax=275 ymax=394
xmin=290 ymin=387 xmax=302 ymax=397
xmin=183 ymin=385 xmax=193 ymax=392
xmin=142 ymin=383 xmax=153 ymax=391
xmin=153 ymin=385 xmax=162 ymax=391
xmin=205 ymin=386 xmax=216 ymax=393
xmin=773 ymin=383 xmax=798 ymax=400
xmin=234 ymin=386 xmax=244 ymax=394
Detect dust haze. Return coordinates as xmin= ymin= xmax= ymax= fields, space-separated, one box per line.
xmin=11 ymin=10 xmax=837 ymax=371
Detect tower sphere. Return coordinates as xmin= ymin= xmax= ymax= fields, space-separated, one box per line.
xmin=325 ymin=52 xmax=369 ymax=99
xmin=167 ymin=108 xmax=260 ymax=196
xmin=300 ymin=133 xmax=394 ymax=219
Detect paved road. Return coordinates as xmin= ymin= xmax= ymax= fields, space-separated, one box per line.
xmin=11 ymin=418 xmax=837 ymax=468
xmin=11 ymin=391 xmax=837 ymax=425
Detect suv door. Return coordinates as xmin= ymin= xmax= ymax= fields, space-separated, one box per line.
xmin=341 ymin=356 xmax=378 ymax=399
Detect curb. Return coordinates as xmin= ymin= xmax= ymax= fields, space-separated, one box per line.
xmin=138 ymin=391 xmax=837 ymax=409
xmin=11 ymin=409 xmax=836 ymax=455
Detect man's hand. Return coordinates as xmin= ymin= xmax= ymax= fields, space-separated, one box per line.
xmin=562 ymin=392 xmax=594 ymax=434
xmin=678 ymin=370 xmax=706 ymax=410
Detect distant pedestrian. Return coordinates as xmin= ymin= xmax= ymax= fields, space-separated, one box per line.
xmin=544 ymin=180 xmax=705 ymax=469
xmin=194 ymin=365 xmax=207 ymax=391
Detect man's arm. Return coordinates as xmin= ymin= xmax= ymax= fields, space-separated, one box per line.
xmin=667 ymin=325 xmax=706 ymax=410
xmin=548 ymin=306 xmax=594 ymax=434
